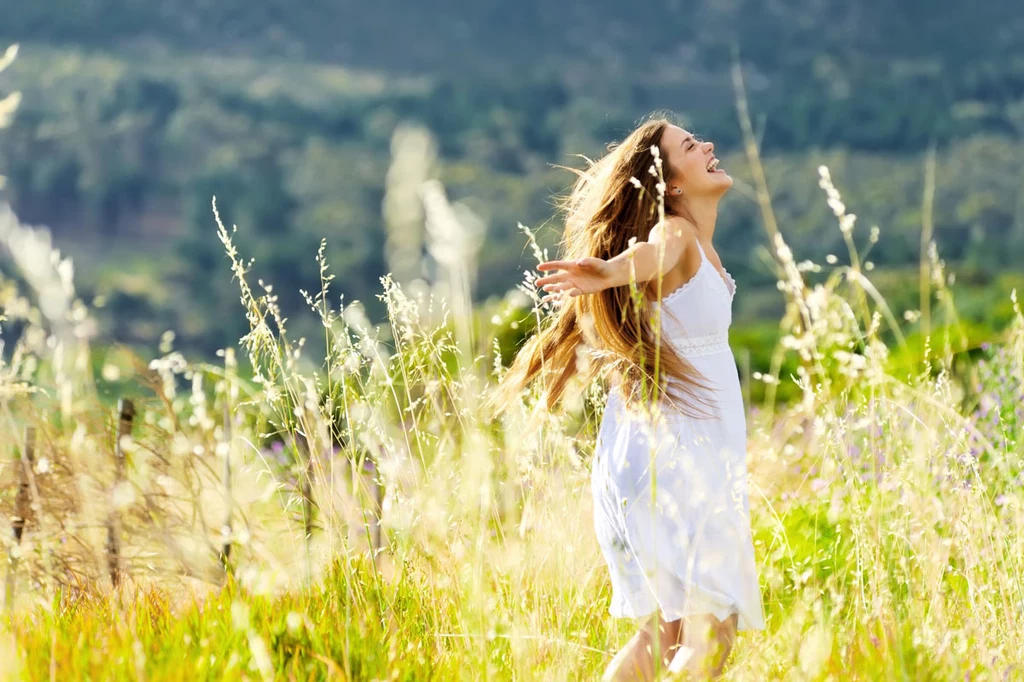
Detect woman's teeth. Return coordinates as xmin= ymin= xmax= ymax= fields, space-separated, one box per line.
xmin=706 ymin=158 xmax=721 ymax=172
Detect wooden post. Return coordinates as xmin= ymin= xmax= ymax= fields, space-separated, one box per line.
xmin=291 ymin=430 xmax=316 ymax=585
xmin=296 ymin=433 xmax=315 ymax=543
xmin=5 ymin=426 xmax=35 ymax=610
xmin=361 ymin=447 xmax=384 ymax=563
xmin=106 ymin=399 xmax=134 ymax=588
xmin=220 ymin=348 xmax=237 ymax=578
xmin=371 ymin=453 xmax=383 ymax=555
xmin=219 ymin=400 xmax=233 ymax=575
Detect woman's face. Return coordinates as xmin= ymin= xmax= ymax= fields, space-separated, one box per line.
xmin=659 ymin=125 xmax=732 ymax=200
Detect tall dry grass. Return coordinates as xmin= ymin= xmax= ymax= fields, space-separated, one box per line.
xmin=0 ymin=45 xmax=1019 ymax=681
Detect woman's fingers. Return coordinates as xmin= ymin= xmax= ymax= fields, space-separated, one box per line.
xmin=536 ymin=259 xmax=592 ymax=304
xmin=537 ymin=260 xmax=576 ymax=272
xmin=540 ymin=288 xmax=582 ymax=305
xmin=534 ymin=273 xmax=565 ymax=287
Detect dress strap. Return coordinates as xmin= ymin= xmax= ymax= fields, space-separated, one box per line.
xmin=693 ymin=239 xmax=707 ymax=263
xmin=694 ymin=239 xmax=734 ymax=297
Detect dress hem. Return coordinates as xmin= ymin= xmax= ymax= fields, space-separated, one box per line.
xmin=605 ymin=579 xmax=766 ymax=632
xmin=608 ymin=601 xmax=766 ymax=632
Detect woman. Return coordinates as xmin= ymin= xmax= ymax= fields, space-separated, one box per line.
xmin=486 ymin=114 xmax=766 ymax=679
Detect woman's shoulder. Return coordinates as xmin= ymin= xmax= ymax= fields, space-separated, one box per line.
xmin=649 ymin=214 xmax=699 ymax=260
xmin=654 ymin=214 xmax=699 ymax=243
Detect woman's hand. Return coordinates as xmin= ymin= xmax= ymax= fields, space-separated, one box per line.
xmin=534 ymin=257 xmax=612 ymax=305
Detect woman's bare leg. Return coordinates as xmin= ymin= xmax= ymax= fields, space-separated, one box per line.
xmin=666 ymin=612 xmax=739 ymax=679
xmin=602 ymin=612 xmax=684 ymax=682
xmin=709 ymin=613 xmax=739 ymax=677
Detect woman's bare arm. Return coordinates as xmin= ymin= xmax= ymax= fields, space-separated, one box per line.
xmin=603 ymin=216 xmax=693 ymax=289
xmin=534 ymin=217 xmax=695 ymax=304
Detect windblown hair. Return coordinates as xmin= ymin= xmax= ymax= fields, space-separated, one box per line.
xmin=485 ymin=114 xmax=721 ymax=424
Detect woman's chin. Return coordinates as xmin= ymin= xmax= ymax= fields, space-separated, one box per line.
xmin=711 ymin=171 xmax=733 ymax=192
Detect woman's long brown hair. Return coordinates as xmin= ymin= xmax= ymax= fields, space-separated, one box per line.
xmin=484 ymin=114 xmax=721 ymax=425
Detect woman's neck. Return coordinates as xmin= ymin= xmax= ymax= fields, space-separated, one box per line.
xmin=668 ymin=199 xmax=719 ymax=239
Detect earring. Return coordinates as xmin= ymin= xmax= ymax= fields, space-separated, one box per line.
xmin=673 ymin=187 xmax=682 ymax=195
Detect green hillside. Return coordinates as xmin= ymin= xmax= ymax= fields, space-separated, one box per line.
xmin=0 ymin=2 xmax=1022 ymax=358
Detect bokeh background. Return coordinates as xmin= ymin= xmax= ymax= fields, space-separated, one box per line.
xmin=4 ymin=5 xmax=1024 ymax=680
xmin=1 ymin=1 xmax=1023 ymax=375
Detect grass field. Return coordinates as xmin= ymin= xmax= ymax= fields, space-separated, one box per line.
xmin=2 ymin=55 xmax=1023 ymax=678
xmin=1 ymin=171 xmax=1022 ymax=681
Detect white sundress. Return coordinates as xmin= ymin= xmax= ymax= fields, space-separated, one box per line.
xmin=591 ymin=239 xmax=767 ymax=631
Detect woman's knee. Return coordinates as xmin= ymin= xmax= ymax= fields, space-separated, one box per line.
xmin=657 ymin=615 xmax=683 ymax=646
xmin=715 ymin=613 xmax=738 ymax=647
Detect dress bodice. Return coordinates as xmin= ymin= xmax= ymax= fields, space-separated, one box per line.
xmin=651 ymin=240 xmax=736 ymax=358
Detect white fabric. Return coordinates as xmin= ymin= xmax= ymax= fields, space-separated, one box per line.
xmin=591 ymin=240 xmax=767 ymax=631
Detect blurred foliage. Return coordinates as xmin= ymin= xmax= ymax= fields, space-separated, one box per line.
xmin=0 ymin=0 xmax=1021 ymax=362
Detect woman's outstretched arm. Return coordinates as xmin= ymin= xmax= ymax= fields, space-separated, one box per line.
xmin=535 ymin=216 xmax=694 ymax=303
xmin=602 ymin=215 xmax=693 ymax=288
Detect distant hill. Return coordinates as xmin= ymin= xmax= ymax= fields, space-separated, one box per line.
xmin=1 ymin=2 xmax=1024 ymax=358
xmin=4 ymin=1 xmax=1022 ymax=77
xmin=4 ymin=0 xmax=1023 ymax=153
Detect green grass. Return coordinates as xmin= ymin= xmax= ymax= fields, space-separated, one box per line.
xmin=3 ymin=96 xmax=1024 ymax=680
